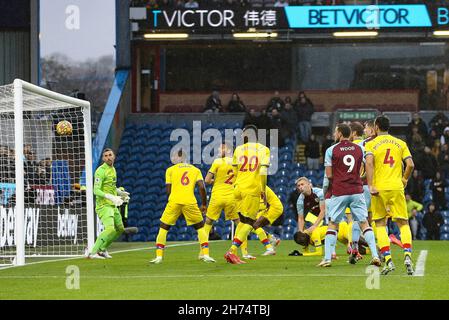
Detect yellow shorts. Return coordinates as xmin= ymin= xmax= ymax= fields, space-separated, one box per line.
xmin=160 ymin=202 xmax=203 ymax=226
xmin=206 ymin=195 xmax=238 ymax=221
xmin=234 ymin=187 xmax=260 ymax=220
xmin=371 ymin=190 xmax=408 ymax=222
xmin=257 ymin=204 xmax=283 ymax=225
xmin=337 ymin=221 xmax=349 ymax=244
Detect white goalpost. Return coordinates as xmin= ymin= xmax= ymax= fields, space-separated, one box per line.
xmin=0 ymin=79 xmax=94 ymax=266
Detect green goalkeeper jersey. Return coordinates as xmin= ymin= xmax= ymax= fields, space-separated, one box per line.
xmin=94 ymin=162 xmax=117 ymax=209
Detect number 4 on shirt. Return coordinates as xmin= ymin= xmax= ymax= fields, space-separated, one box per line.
xmin=383 ymin=149 xmax=395 ymax=168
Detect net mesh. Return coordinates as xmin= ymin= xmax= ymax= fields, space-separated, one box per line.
xmin=0 ymin=83 xmax=89 ymax=265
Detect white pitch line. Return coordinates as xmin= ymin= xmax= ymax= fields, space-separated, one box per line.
xmin=0 ymin=241 xmax=212 ymax=271
xmin=0 ymin=274 xmax=412 ymax=279
xmin=414 ymin=250 xmax=428 ymax=277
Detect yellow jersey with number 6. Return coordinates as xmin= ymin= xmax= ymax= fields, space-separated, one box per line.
xmin=165 ymin=163 xmax=203 ymax=205
xmin=364 ymin=134 xmax=412 ymax=191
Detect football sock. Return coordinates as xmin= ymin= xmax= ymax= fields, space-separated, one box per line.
xmin=399 ymin=224 xmax=412 ymax=258
xmin=91 ymin=226 xmax=115 ymax=255
xmin=156 ymin=228 xmax=168 ymax=258
xmin=370 ymin=220 xmax=377 ymax=239
xmin=324 ymin=229 xmax=338 ymax=261
xmin=230 ymin=223 xmax=253 ymax=254
xmin=351 ymin=222 xmax=361 ymax=252
xmin=377 ymin=225 xmax=392 ymax=262
xmin=348 ymin=221 xmax=353 ymax=244
xmin=197 ymin=227 xmax=210 ymax=256
xmin=254 ymin=228 xmax=273 ymax=250
xmin=362 ymin=227 xmax=379 ymax=259
xmin=240 ymin=239 xmax=249 ymax=256
xmin=100 ymin=229 xmax=122 ymax=251
xmin=204 ymin=223 xmax=213 ymax=240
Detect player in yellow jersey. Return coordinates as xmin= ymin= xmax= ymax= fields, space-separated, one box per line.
xmin=203 ymin=144 xmax=239 ymax=253
xmin=293 ymin=221 xmax=370 ymax=257
xmin=242 ymin=186 xmax=283 ymax=259
xmin=365 ymin=115 xmax=415 ymax=275
xmin=150 ymin=150 xmax=215 ymax=264
xmin=224 ymin=125 xmax=271 ymax=264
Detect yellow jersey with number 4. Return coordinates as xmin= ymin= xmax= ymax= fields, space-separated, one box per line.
xmin=165 ymin=163 xmax=203 ymax=205
xmin=208 ymin=157 xmax=235 ymax=198
xmin=364 ymin=134 xmax=412 ymax=191
xmin=233 ymin=142 xmax=270 ymax=196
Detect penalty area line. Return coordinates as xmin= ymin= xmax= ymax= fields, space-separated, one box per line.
xmin=413 ymin=250 xmax=428 ymax=277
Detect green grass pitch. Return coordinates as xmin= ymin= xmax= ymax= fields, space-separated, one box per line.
xmin=0 ymin=240 xmax=448 ymax=300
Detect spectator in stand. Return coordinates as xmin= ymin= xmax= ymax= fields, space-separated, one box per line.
xmin=441 ymin=127 xmax=449 ymax=146
xmin=304 ymin=134 xmax=320 ymax=170
xmin=274 ymin=0 xmax=289 ymax=6
xmin=430 ymin=112 xmax=449 ymax=137
xmin=418 ymin=146 xmax=438 ymax=180
xmin=438 ymin=143 xmax=449 ymax=178
xmin=266 ymin=91 xmax=284 ymax=113
xmin=405 ymin=193 xmax=423 ymax=240
xmin=432 ymin=140 xmax=441 ymax=160
xmin=432 ymin=171 xmax=447 ymax=210
xmin=227 ymin=93 xmax=246 ymax=113
xmin=423 ymin=203 xmax=444 ymax=240
xmin=224 ymin=0 xmax=239 ymax=6
xmin=204 ymin=90 xmax=223 ymax=113
xmin=280 ymin=97 xmax=298 ymax=139
xmin=407 ymin=126 xmax=425 ymax=154
xmin=258 ymin=110 xmax=271 ymax=130
xmin=406 ymin=170 xmax=424 ymax=203
xmin=146 ymin=0 xmax=159 ymax=9
xmin=294 ymin=91 xmax=315 ymax=143
xmin=159 ymin=0 xmax=172 ymax=8
xmin=288 ymin=179 xmax=301 ymax=221
xmin=184 ymin=0 xmax=199 ymax=8
xmin=37 ymin=158 xmax=52 ymax=185
xmin=407 ymin=113 xmax=428 ymax=140
xmin=243 ymin=108 xmax=259 ymax=128
xmin=321 ymin=133 xmax=334 ymax=162
xmin=175 ymin=0 xmax=185 ymax=8
xmin=426 ymin=129 xmax=440 ymax=148
xmin=269 ymin=109 xmax=286 ymax=147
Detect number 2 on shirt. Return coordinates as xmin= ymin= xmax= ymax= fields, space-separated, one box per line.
xmin=224 ymin=169 xmax=234 ymax=185
xmin=239 ymin=155 xmax=259 ymax=172
xmin=181 ymin=171 xmax=190 ymax=185
xmin=383 ymin=149 xmax=395 ymax=168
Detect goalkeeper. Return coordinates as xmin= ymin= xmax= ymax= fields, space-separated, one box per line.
xmin=88 ymin=148 xmax=137 ymax=259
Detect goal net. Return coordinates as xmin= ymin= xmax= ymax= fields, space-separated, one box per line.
xmin=0 ymin=80 xmax=94 ymax=266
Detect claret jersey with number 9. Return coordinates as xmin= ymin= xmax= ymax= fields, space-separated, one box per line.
xmin=324 ymin=140 xmax=364 ymax=197
xmin=364 ymin=134 xmax=412 ymax=191
xmin=165 ymin=163 xmax=203 ymax=204
xmin=233 ymin=142 xmax=270 ymax=196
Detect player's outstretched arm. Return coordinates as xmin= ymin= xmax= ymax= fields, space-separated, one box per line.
xmin=204 ymin=172 xmax=215 ymax=185
xmin=402 ymin=158 xmax=415 ymax=188
xmin=303 ymin=246 xmax=322 ymax=256
xmin=197 ymin=180 xmax=207 ymax=214
xmin=365 ymin=154 xmax=378 ymax=195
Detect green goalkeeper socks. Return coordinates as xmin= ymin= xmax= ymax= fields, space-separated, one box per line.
xmin=91 ymin=228 xmax=116 ymax=254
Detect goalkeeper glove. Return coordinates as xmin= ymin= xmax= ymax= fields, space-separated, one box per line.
xmin=104 ymin=194 xmax=124 ymax=207
xmin=116 ymin=188 xmax=130 ymax=203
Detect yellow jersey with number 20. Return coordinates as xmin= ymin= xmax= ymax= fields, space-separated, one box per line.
xmin=233 ymin=142 xmax=270 ymax=196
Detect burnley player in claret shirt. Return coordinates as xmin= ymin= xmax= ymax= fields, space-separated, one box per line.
xmin=319 ymin=123 xmax=380 ymax=268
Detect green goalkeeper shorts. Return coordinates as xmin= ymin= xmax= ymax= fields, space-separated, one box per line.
xmin=97 ymin=205 xmax=124 ymax=230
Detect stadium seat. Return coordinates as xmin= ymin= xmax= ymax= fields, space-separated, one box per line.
xmin=440 ymin=233 xmax=449 ymax=240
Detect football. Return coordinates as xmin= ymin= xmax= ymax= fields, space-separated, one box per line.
xmin=56 ymin=120 xmax=73 ymax=136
